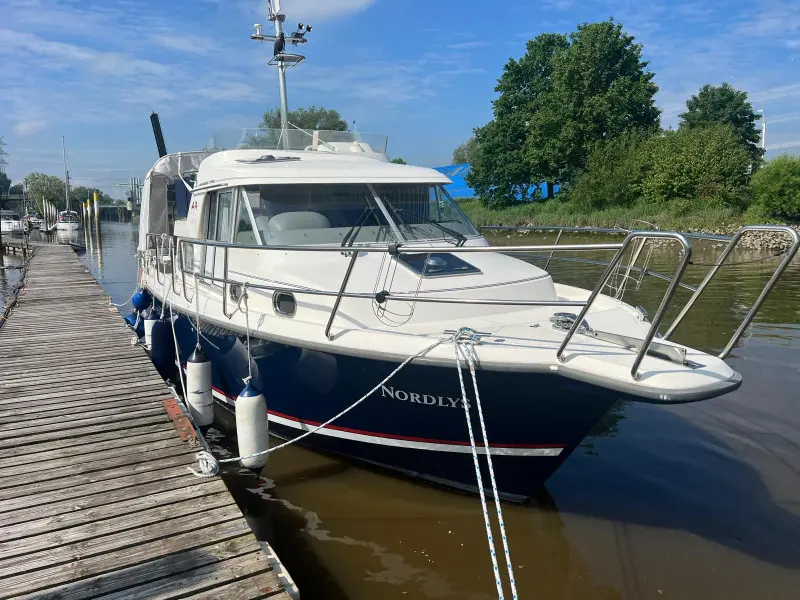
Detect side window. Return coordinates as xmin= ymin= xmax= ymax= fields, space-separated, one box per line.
xmin=215 ymin=190 xmax=234 ymax=242
xmin=206 ymin=193 xmax=218 ymax=240
xmin=234 ymin=190 xmax=258 ymax=245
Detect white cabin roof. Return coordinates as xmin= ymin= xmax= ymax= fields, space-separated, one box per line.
xmin=194 ymin=149 xmax=452 ymax=187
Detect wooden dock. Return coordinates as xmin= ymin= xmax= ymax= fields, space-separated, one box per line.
xmin=0 ymin=245 xmax=292 ymax=600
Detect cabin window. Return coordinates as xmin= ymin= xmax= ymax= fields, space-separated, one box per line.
xmin=273 ymin=292 xmax=296 ymax=317
xmin=231 ymin=183 xmax=480 ymax=247
xmin=241 ymin=183 xmax=397 ymax=247
xmin=202 ymin=189 xmax=235 ymax=284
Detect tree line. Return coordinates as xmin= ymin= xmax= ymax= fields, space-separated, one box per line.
xmin=452 ymin=19 xmax=799 ymax=219
xmin=0 ymin=171 xmax=119 ymax=213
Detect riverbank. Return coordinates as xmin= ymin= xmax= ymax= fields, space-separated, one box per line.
xmin=458 ymin=198 xmax=799 ymax=251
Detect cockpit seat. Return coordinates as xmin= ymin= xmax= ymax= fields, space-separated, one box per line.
xmin=267 ymin=211 xmax=331 ymax=233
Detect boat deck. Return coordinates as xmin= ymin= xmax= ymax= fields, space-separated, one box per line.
xmin=0 ymin=245 xmax=292 ymax=599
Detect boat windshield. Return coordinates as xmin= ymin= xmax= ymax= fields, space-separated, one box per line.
xmin=236 ymin=183 xmax=479 ymax=247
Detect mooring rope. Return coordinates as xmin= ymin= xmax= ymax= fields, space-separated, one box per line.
xmin=454 ymin=329 xmax=518 ymax=600
xmin=453 ymin=330 xmax=504 ymax=599
xmin=187 ymin=336 xmax=446 ymax=477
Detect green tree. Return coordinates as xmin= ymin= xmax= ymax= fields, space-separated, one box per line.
xmin=244 ymin=105 xmax=349 ymax=149
xmin=390 ymin=157 xmax=407 ymax=164
xmin=259 ymin=105 xmax=348 ymax=131
xmin=469 ymin=33 xmax=568 ymax=206
xmin=452 ymin=137 xmax=480 ymax=164
xmin=24 ymin=172 xmax=66 ymax=211
xmin=528 ymin=20 xmax=660 ymax=186
xmin=0 ymin=172 xmax=10 ymax=196
xmin=640 ymin=124 xmax=751 ymax=209
xmin=750 ymin=155 xmax=800 ymax=218
xmin=469 ymin=20 xmax=659 ymax=207
xmin=70 ymin=185 xmax=113 ymax=206
xmin=564 ymin=130 xmax=649 ymax=210
xmin=9 ymin=183 xmax=23 ymax=196
xmin=679 ymin=83 xmax=764 ymax=165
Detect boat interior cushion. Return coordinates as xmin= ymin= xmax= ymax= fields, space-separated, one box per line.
xmin=267 ymin=211 xmax=331 ymax=233
xmin=236 ymin=230 xmax=257 ymax=244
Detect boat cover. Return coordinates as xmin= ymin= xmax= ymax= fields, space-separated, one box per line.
xmin=138 ymin=151 xmax=212 ymax=252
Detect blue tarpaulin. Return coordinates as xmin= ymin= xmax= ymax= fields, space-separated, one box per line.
xmin=432 ymin=163 xmax=557 ymax=199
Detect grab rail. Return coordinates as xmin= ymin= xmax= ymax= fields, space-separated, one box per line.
xmin=662 ymin=225 xmax=800 ymax=358
xmin=556 ymin=231 xmax=692 ymax=380
xmin=143 ymin=225 xmax=795 ymax=375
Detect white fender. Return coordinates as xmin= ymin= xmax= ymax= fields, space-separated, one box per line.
xmin=143 ymin=313 xmax=157 ymax=348
xmin=186 ymin=345 xmax=214 ymax=427
xmin=236 ymin=382 xmax=269 ymax=469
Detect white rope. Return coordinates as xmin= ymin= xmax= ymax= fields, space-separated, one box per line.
xmin=453 ymin=332 xmax=505 ymax=600
xmin=188 ymin=336 xmax=446 ymax=477
xmin=165 ymin=275 xmax=187 ymax=401
xmin=110 ymin=289 xmax=136 ymax=308
xmin=188 ymin=451 xmax=220 ymax=477
xmin=458 ymin=333 xmax=518 ymax=600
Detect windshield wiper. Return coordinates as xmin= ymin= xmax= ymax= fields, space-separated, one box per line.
xmin=341 ymin=206 xmax=371 ymax=248
xmin=392 ymin=208 xmax=467 ymax=247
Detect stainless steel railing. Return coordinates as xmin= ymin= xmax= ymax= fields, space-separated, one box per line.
xmin=661 ymin=225 xmax=800 ymax=358
xmin=141 ymin=224 xmax=799 ymax=378
xmin=555 ymin=231 xmax=692 ymax=380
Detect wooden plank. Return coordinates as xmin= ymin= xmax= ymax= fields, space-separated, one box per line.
xmin=0 ymin=435 xmax=185 ymax=477
xmin=0 ymin=390 xmax=172 ymax=421
xmin=0 ymin=381 xmax=170 ymax=408
xmin=0 ymin=413 xmax=170 ymax=450
xmin=0 ymin=404 xmax=167 ymax=439
xmin=0 ymin=452 xmax=196 ymax=501
xmin=0 ymin=428 xmax=179 ymax=469
xmin=185 ymin=567 xmax=289 ymax=600
xmin=0 ymin=399 xmax=165 ymax=429
xmin=0 ymin=479 xmax=226 ymax=541
xmin=0 ymin=490 xmax=235 ymax=560
xmin=0 ymin=463 xmax=201 ymax=516
xmin=0 ymin=443 xmax=196 ymax=492
xmin=0 ymin=384 xmax=170 ymax=410
xmin=0 ymin=421 xmax=178 ymax=458
xmin=0 ymin=515 xmax=252 ymax=598
xmin=15 ymin=535 xmax=259 ymax=600
xmin=103 ymin=552 xmax=280 ymax=600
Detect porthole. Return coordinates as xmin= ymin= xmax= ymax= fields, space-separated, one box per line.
xmin=273 ymin=292 xmax=296 ymax=317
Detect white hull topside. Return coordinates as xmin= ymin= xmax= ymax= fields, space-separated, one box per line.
xmin=140 ymin=244 xmax=740 ymax=404
xmin=56 ymin=222 xmax=81 ymax=231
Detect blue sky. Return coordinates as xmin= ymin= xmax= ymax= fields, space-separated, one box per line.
xmin=1 ymin=0 xmax=799 ymax=197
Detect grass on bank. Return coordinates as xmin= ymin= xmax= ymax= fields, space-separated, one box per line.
xmin=456 ymin=197 xmax=786 ymax=234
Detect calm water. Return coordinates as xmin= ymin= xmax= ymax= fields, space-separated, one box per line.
xmin=61 ymin=223 xmax=800 ymax=599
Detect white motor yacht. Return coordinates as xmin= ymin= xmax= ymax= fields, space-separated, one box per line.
xmin=133 ymin=2 xmax=800 ymax=500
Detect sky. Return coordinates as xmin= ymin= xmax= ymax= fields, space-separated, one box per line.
xmin=1 ymin=0 xmax=799 ymax=198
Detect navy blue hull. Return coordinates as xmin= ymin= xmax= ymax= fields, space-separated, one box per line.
xmin=163 ymin=311 xmax=620 ymax=499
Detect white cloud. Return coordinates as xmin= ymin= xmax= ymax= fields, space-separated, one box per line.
xmin=149 ymin=34 xmax=216 ymax=55
xmin=12 ymin=120 xmax=47 ymax=136
xmin=447 ymin=41 xmax=490 ymax=50
xmin=267 ymin=0 xmax=377 ymax=21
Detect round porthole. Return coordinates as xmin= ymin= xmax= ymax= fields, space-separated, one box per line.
xmin=273 ymin=292 xmax=296 ymax=317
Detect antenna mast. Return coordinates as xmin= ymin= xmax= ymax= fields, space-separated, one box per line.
xmin=252 ymin=0 xmax=312 ymax=149
xmin=61 ymin=136 xmax=70 ymax=213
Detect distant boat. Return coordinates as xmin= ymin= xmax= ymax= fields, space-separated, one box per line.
xmin=23 ymin=214 xmax=43 ymax=229
xmin=0 ymin=210 xmax=24 ymax=236
xmin=56 ymin=210 xmax=81 ymax=232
